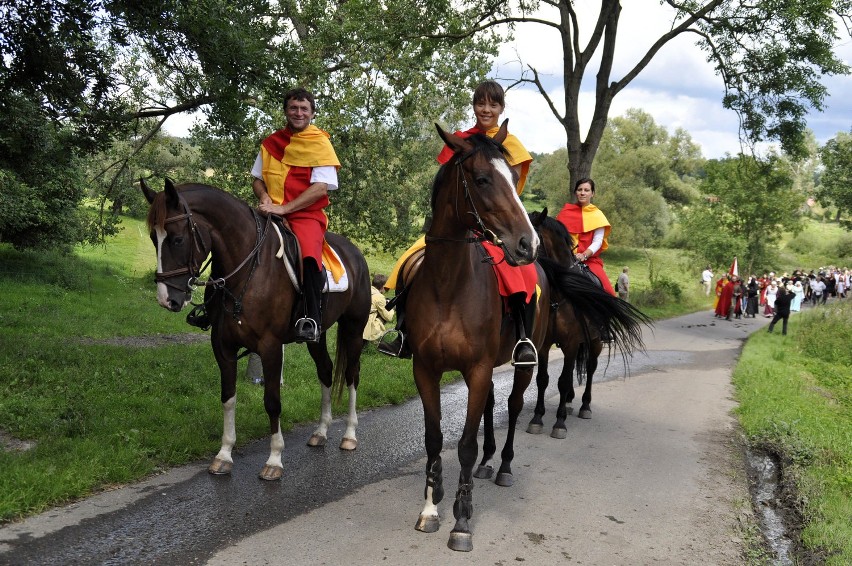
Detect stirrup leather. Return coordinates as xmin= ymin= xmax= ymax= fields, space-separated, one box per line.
xmin=511 ymin=338 xmax=538 ymax=367
xmin=294 ymin=317 xmax=320 ymax=342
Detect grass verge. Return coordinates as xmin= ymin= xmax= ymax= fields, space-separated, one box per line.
xmin=733 ymin=300 xmax=852 ymax=565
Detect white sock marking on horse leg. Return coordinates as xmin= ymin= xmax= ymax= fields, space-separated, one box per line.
xmin=343 ymin=383 xmax=358 ymax=441
xmin=154 ymin=226 xmax=170 ymax=308
xmin=214 ymin=395 xmax=236 ymax=463
xmin=265 ymin=429 xmax=285 ymax=468
xmin=492 ymin=158 xmax=540 ymax=253
xmin=420 ymin=487 xmax=439 ymax=519
xmin=312 ymin=385 xmax=332 ymax=440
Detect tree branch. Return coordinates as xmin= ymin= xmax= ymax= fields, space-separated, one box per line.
xmin=610 ymin=0 xmax=725 ymax=97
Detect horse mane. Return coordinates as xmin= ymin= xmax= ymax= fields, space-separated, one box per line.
xmin=537 ymin=213 xmax=573 ymax=249
xmin=430 ymin=133 xmax=510 ymax=210
xmin=145 ymin=183 xmax=243 ymax=232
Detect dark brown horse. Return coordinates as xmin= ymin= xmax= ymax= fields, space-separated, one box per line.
xmin=525 ymin=209 xmax=650 ymax=438
xmin=404 ymin=122 xmax=549 ymax=552
xmin=141 ymin=180 xmax=370 ymax=481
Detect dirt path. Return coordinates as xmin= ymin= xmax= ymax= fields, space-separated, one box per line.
xmin=205 ymin=311 xmax=763 ymax=565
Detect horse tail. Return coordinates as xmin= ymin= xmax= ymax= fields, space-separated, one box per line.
xmin=538 ymin=257 xmax=652 ymax=365
xmin=332 ymin=328 xmax=348 ymax=403
xmin=575 ymin=342 xmax=588 ymax=386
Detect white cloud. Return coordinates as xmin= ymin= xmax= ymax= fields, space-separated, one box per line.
xmin=491 ymin=2 xmax=852 ymax=159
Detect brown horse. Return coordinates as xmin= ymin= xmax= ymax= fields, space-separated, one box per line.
xmin=525 ymin=209 xmax=650 ymax=438
xmin=404 ymin=121 xmax=550 ymax=552
xmin=141 ymin=179 xmax=370 ymax=481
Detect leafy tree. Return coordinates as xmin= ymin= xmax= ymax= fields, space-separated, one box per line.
xmin=817 ymin=131 xmax=852 ymax=224
xmin=0 ymin=1 xmax=125 ymax=250
xmin=2 ymin=0 xmax=503 ymax=251
xmin=460 ymin=1 xmax=852 ymax=187
xmin=680 ymin=154 xmax=803 ymax=269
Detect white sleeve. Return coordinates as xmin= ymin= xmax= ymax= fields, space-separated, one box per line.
xmin=586 ymin=227 xmax=605 ymax=255
xmin=311 ymin=166 xmax=339 ymax=190
xmin=251 ymin=153 xmax=263 ymax=179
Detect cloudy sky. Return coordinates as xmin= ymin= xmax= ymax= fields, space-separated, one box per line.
xmin=164 ymin=3 xmax=851 ymax=160
xmin=487 ymin=2 xmax=852 ymax=159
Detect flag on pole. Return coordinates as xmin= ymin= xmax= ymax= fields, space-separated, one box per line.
xmin=729 ymin=257 xmax=738 ymax=277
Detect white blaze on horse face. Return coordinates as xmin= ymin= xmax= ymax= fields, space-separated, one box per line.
xmin=490 ymin=158 xmax=540 ymax=253
xmin=154 ymin=226 xmax=171 ymax=308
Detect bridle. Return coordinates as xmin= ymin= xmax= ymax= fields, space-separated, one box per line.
xmin=154 ymin=194 xmax=270 ymax=297
xmin=424 ymin=143 xmax=524 ymax=266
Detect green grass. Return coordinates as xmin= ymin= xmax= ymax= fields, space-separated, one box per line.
xmin=2 ymin=210 xmax=850 ymax=566
xmin=733 ymin=300 xmax=852 ymax=565
xmin=0 ymin=217 xmax=419 ymax=522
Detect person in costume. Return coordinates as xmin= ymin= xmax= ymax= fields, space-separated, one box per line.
xmin=713 ymin=273 xmax=726 ymax=310
xmin=555 ymin=178 xmax=616 ymax=296
xmin=714 ymin=275 xmax=734 ymax=319
xmin=251 ymin=87 xmax=341 ymax=343
xmin=379 ymin=80 xmax=536 ymax=366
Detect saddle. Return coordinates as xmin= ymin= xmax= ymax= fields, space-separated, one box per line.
xmin=572 ymin=261 xmax=602 ymax=289
xmin=386 ymin=247 xmax=424 ymax=311
xmin=269 ymin=217 xmax=348 ymax=293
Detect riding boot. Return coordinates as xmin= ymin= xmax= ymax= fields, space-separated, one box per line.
xmin=509 ymin=293 xmax=537 ymax=367
xmin=294 ymin=259 xmax=323 ymax=343
xmin=378 ymin=286 xmax=412 ymax=358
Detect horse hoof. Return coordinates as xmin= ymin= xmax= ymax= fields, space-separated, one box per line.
xmin=307 ymin=433 xmax=327 ymax=447
xmin=339 ymin=437 xmax=358 ymax=451
xmin=550 ymin=427 xmax=567 ymax=440
xmin=578 ymin=409 xmax=592 ymax=419
xmin=495 ymin=472 xmax=514 ymax=487
xmin=208 ymin=458 xmax=232 ymax=475
xmin=415 ymin=515 xmax=440 ymax=533
xmin=526 ymin=423 xmax=543 ymax=435
xmin=258 ymin=464 xmax=283 ymax=481
xmin=473 ymin=464 xmax=494 ymax=479
xmin=447 ymin=531 xmax=473 ymax=552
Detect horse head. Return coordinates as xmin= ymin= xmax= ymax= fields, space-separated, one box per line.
xmin=141 ymin=178 xmax=212 ymax=312
xmin=432 ymin=121 xmax=538 ymax=266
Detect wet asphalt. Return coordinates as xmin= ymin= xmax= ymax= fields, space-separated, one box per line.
xmin=0 ymin=311 xmax=767 ymax=565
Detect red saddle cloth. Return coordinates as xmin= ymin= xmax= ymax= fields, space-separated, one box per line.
xmin=481 ymin=241 xmax=538 ymax=303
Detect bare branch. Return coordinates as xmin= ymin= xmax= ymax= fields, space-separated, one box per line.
xmin=611 ymin=0 xmax=725 ymax=97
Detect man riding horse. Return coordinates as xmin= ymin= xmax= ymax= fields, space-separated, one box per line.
xmin=251 ymin=87 xmax=340 ymax=343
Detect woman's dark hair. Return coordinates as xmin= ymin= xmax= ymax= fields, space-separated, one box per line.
xmin=574 ymin=177 xmax=596 ymax=193
xmin=472 ymin=80 xmax=505 ymax=107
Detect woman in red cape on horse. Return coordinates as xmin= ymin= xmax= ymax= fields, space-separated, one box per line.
xmin=556 ymin=177 xmax=616 ymax=296
xmin=380 ymin=80 xmax=537 ymax=366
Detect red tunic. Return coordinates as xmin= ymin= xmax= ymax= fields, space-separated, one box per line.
xmin=555 ymin=203 xmax=616 ymax=296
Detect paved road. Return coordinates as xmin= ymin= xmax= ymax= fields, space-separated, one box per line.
xmin=0 ymin=311 xmax=770 ymax=565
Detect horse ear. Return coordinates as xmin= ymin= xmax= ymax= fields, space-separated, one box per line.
xmin=140 ymin=177 xmax=157 ymax=204
xmin=494 ymin=119 xmax=509 ymax=144
xmin=435 ymin=123 xmax=471 ymax=155
xmin=531 ymin=209 xmax=544 ymax=228
xmin=541 ymin=206 xmax=548 ymax=218
xmin=164 ymin=177 xmax=180 ymax=208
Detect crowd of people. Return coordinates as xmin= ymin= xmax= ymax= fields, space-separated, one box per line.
xmin=710 ymin=266 xmax=849 ymax=334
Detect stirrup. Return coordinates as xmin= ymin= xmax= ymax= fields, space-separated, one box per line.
xmin=377 ymin=328 xmax=406 ymax=357
xmin=294 ymin=317 xmax=320 ymax=343
xmin=511 ymin=338 xmax=538 ymax=367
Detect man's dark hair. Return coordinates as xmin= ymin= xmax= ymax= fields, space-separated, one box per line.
xmin=284 ymin=87 xmax=316 ymax=113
